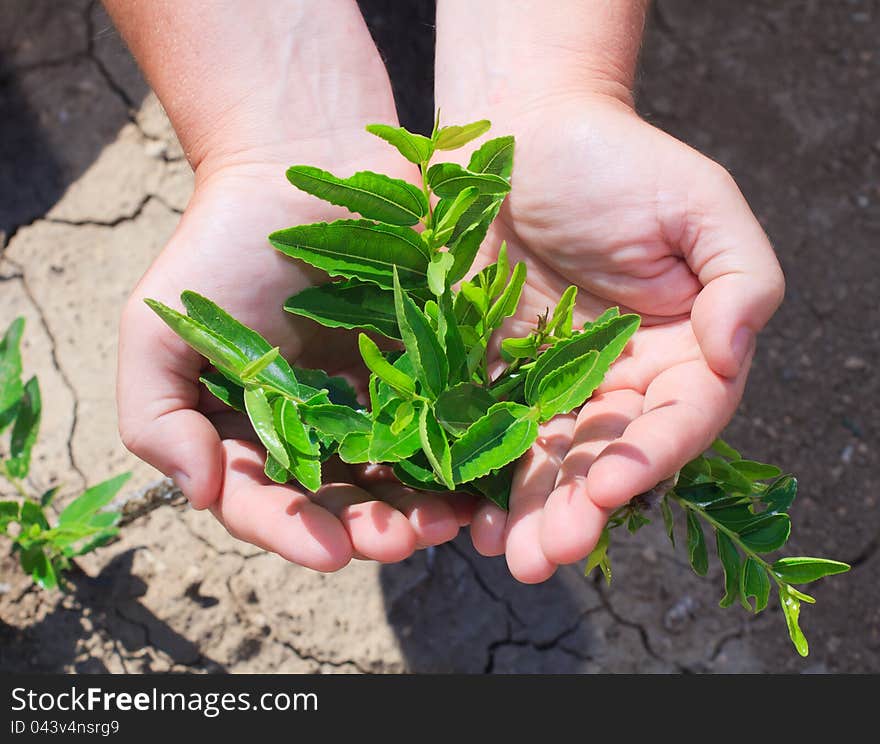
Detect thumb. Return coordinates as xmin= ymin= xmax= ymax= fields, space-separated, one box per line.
xmin=686 ymin=167 xmax=785 ymax=378
xmin=117 ymin=294 xmax=223 ymax=510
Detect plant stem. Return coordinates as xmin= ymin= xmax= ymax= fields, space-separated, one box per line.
xmin=0 ymin=462 xmax=29 ymax=500
xmin=421 ymin=162 xmax=434 ymax=228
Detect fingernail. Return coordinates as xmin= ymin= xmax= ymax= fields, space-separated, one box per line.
xmin=732 ymin=327 xmax=754 ymax=369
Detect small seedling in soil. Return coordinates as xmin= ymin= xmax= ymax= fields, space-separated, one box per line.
xmin=148 ymin=118 xmax=848 ymax=656
xmin=0 ymin=317 xmax=129 ymax=590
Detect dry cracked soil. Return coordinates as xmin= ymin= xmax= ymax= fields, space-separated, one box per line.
xmin=0 ymin=0 xmax=878 ymax=674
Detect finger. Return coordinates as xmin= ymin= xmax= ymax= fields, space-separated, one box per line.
xmin=310 ymin=481 xmax=417 ymax=563
xmin=469 ymin=501 xmax=507 ymax=556
xmin=585 ymin=356 xmax=750 ymax=510
xmin=212 ymin=440 xmax=352 ymax=572
xmin=504 ymin=414 xmax=576 ymax=583
xmin=117 ymin=297 xmax=223 ymax=510
xmin=541 ymin=390 xmax=644 ymax=564
xmin=370 ymin=482 xmax=461 ymax=548
xmin=686 ymin=167 xmax=785 ymax=378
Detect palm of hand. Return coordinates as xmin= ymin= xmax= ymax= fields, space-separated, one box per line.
xmin=471 ymin=98 xmax=775 ymax=582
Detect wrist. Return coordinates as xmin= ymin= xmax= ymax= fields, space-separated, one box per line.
xmin=435 ymin=0 xmax=646 ymax=118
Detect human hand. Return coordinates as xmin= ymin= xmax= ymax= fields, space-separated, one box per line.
xmin=115 ymin=1 xmax=469 ymax=571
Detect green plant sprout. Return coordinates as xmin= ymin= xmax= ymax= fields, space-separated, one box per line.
xmin=0 ymin=317 xmax=129 ymax=590
xmin=147 ymin=117 xmax=848 ymax=656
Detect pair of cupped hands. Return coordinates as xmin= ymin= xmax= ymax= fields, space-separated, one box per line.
xmin=117 ymin=44 xmax=783 ymax=585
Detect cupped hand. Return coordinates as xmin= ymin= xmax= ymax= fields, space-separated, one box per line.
xmin=466 ymin=94 xmax=784 ymax=582
xmin=118 ymin=137 xmax=471 ymax=572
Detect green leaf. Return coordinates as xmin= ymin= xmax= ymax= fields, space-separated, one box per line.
xmin=284 ymin=280 xmax=400 ymax=340
xmin=299 ymin=404 xmax=370 ymax=440
xmin=20 ymin=500 xmax=49 ymax=531
xmin=393 ymin=453 xmax=446 ymax=493
xmin=244 ymin=387 xmax=289 ymax=470
xmin=285 ymin=165 xmax=427 ymax=226
xmin=712 ymin=437 xmax=741 ymax=460
xmin=426 ymin=163 xmax=511 ymax=199
xmin=660 ymin=495 xmax=675 ymax=547
xmin=524 ymin=313 xmax=640 ymax=403
xmin=426 ymin=252 xmax=455 ymax=297
xmin=440 ymin=296 xmax=468 ymax=385
xmin=546 ymin=286 xmax=577 ymax=338
xmin=200 ymin=372 xmax=245 ymax=412
xmin=435 ymin=382 xmax=496 ymax=437
xmin=739 ymin=513 xmax=791 ymax=553
xmin=432 ymin=188 xmax=480 ymax=248
xmin=730 ymin=459 xmax=783 ymax=481
xmin=501 ymin=335 xmax=539 ymax=361
xmin=762 ymin=475 xmax=798 ymax=514
xmin=740 ymin=557 xmax=770 ymax=613
xmin=771 ymin=557 xmax=850 ymax=584
xmin=685 ymin=510 xmax=709 ymax=576
xmin=583 ymin=307 xmax=620 ymax=331
xmin=269 ymin=219 xmax=429 ymax=290
xmin=358 ymin=335 xmax=415 ymax=398
xmin=274 ymin=399 xmax=321 ymax=492
xmin=393 ymin=268 xmax=448 ymax=398
xmin=179 ymin=292 xmax=301 ymax=398
xmin=6 ymin=375 xmax=41 ymax=478
xmin=40 ymin=486 xmax=59 ymax=508
xmin=0 ymin=317 xmax=25 ymax=433
xmin=487 ymin=241 xmax=510 ymax=299
xmin=533 ymin=350 xmax=600 ymax=422
xmin=59 ymin=473 xmax=131 ymax=525
xmin=675 ymin=482 xmax=729 ymax=508
xmin=467 ymin=466 xmax=515 ymax=509
xmin=294 ymin=368 xmax=359 ymax=409
xmin=486 ymin=262 xmax=526 ymax=330
xmin=0 ymin=500 xmax=20 ymax=530
xmin=716 ymin=531 xmax=741 ymax=608
xmin=365 ymin=123 xmax=434 ymax=164
xmin=434 ymin=119 xmax=491 ymax=150
xmin=369 ymin=399 xmax=422 ymax=462
xmin=418 ymin=405 xmax=454 ymax=489
xmin=447 ymin=198 xmax=503 ymax=284
xmin=338 ymin=432 xmax=371 ymax=464
xmin=780 ymin=585 xmax=809 ymax=656
xmin=450 ymin=402 xmax=539 ymax=484
xmin=468 ymin=136 xmax=515 ymax=178
xmin=390 ymin=400 xmax=415 ymax=435
xmin=240 ymin=347 xmax=280 ymax=381
xmin=145 ymin=299 xmax=249 ymax=379
xmin=20 ymin=545 xmax=57 ymax=590
xmin=584 ymin=528 xmax=612 ymax=584
xmin=707 ymin=457 xmax=753 ymax=494
xmin=264 ymin=453 xmax=288 ymax=484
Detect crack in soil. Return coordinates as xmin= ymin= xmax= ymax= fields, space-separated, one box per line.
xmin=43 ymin=193 xmax=153 ymax=228
xmin=445 ymin=542 xmax=525 ymax=626
xmin=273 ymin=638 xmax=372 ymax=674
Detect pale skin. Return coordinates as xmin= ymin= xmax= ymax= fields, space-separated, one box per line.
xmin=108 ymin=0 xmax=784 ymax=580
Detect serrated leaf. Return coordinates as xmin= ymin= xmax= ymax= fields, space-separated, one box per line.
xmin=240 ymin=347 xmax=280 ymax=381
xmin=583 ymin=307 xmax=620 ymax=331
xmin=533 ymin=350 xmax=600 ymax=422
xmin=730 ymin=459 xmax=783 ymax=481
xmin=771 ymin=557 xmax=850 ymax=584
xmin=274 ymin=399 xmax=321 ymax=492
xmin=739 ymin=513 xmax=791 ymax=553
xmin=179 ymin=292 xmax=302 ymax=397
xmin=358 ymin=335 xmax=415 ymax=398
xmin=447 ymin=198 xmax=503 ymax=284
xmin=427 ymin=252 xmax=455 ymax=296
xmin=200 ymin=372 xmax=245 ymax=412
xmin=440 ymin=296 xmax=468 ymax=385
xmin=434 ymin=119 xmax=491 ymax=150
xmin=365 ymin=123 xmax=434 ymax=164
xmin=660 ymin=495 xmax=675 ymax=547
xmin=419 ymin=404 xmax=454 ymax=489
xmin=393 ymin=268 xmax=447 ymax=398
xmin=468 ymin=135 xmax=515 ymax=178
xmin=426 ymin=163 xmax=511 ymax=199
xmin=0 ymin=317 xmax=25 ymax=433
xmin=294 ymin=368 xmax=359 ymax=409
xmin=432 ymin=188 xmax=479 ymax=248
xmin=393 ymin=453 xmax=447 ymax=493
xmin=435 ymin=382 xmax=496 ymax=437
xmin=299 ymin=404 xmax=370 ymax=439
xmin=584 ymin=528 xmax=612 ymax=584
xmin=486 ymin=262 xmax=526 ymax=330
xmin=285 ymin=279 xmax=400 ymax=339
xmin=501 ymin=335 xmax=539 ymax=361
xmin=338 ymin=432 xmax=371 ymax=464
xmin=762 ymin=475 xmax=798 ymax=514
xmin=686 ymin=510 xmax=709 ymax=576
xmin=244 ymin=386 xmax=289 ymax=469
xmin=6 ymin=375 xmax=41 ymax=478
xmin=285 ymin=165 xmax=427 ymax=225
xmin=269 ymin=219 xmax=429 ymax=289
xmin=712 ymin=437 xmax=741 ymax=460
xmin=59 ymin=473 xmax=131 ymax=525
xmin=450 ymin=402 xmax=538 ymax=484
xmin=524 ymin=314 xmax=640 ymax=403
xmin=370 ymin=399 xmax=422 ymax=462
xmin=780 ymin=585 xmax=809 ymax=656
xmin=546 ymin=286 xmax=578 ymax=338
xmin=740 ymin=557 xmax=770 ymax=613
xmin=716 ymin=531 xmax=741 ymax=607
xmin=467 ymin=466 xmax=515 ymax=509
